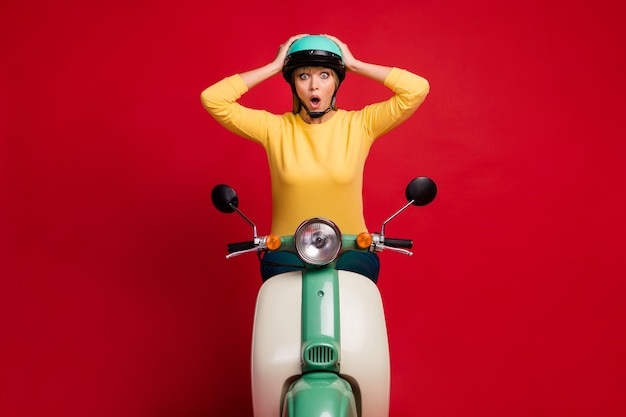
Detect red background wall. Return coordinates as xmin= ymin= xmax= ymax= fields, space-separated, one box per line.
xmin=2 ymin=0 xmax=625 ymax=416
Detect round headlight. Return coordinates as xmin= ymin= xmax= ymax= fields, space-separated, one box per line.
xmin=294 ymin=218 xmax=342 ymax=265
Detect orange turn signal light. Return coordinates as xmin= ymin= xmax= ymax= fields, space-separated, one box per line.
xmin=265 ymin=235 xmax=282 ymax=251
xmin=356 ymin=232 xmax=372 ymax=249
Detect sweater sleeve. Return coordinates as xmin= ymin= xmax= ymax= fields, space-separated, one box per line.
xmin=200 ymin=74 xmax=274 ymax=146
xmin=361 ymin=67 xmax=430 ymax=140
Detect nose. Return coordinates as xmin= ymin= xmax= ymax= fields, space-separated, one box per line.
xmin=309 ymin=75 xmax=319 ymax=90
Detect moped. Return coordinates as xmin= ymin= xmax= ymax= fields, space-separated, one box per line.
xmin=211 ymin=176 xmax=437 ymax=417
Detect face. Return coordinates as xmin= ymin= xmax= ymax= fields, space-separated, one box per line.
xmin=292 ymin=66 xmax=338 ymax=114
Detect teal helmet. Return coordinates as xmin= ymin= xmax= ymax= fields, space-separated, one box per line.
xmin=282 ymin=35 xmax=346 ymax=84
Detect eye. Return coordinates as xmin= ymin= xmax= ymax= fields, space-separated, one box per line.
xmin=320 ymin=72 xmax=330 ymax=79
xmin=298 ymin=73 xmax=310 ymax=80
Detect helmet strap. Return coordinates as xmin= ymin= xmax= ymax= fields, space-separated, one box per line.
xmin=298 ymin=94 xmax=337 ymax=119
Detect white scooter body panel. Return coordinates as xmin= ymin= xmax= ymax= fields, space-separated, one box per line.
xmin=251 ymin=270 xmax=390 ymax=417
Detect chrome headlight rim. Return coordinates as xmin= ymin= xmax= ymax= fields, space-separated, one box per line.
xmin=294 ymin=218 xmax=342 ymax=265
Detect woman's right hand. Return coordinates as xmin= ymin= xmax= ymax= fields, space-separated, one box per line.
xmin=239 ymin=34 xmax=308 ymax=89
xmin=271 ymin=34 xmax=308 ymax=71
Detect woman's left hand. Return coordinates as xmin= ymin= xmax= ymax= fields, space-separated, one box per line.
xmin=323 ymin=34 xmax=359 ymax=72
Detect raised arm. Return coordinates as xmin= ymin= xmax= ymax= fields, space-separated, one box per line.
xmin=321 ymin=35 xmax=429 ymax=139
xmin=323 ymin=34 xmax=393 ymax=84
xmin=239 ymin=34 xmax=308 ymax=89
xmin=200 ymin=34 xmax=309 ymax=143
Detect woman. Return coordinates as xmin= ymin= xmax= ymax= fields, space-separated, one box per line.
xmin=201 ymin=34 xmax=429 ymax=281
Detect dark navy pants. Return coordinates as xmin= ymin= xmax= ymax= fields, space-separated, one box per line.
xmin=260 ymin=251 xmax=380 ymax=283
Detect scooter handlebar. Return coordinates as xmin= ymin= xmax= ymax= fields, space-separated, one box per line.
xmin=225 ymin=236 xmax=413 ymax=256
xmin=383 ymin=238 xmax=413 ymax=249
xmin=228 ymin=240 xmax=257 ymax=253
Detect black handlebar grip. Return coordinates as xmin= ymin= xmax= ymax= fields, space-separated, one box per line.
xmin=227 ymin=241 xmax=257 ymax=253
xmin=384 ymin=238 xmax=413 ymax=249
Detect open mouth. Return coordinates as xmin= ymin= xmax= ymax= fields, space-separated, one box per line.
xmin=310 ymin=97 xmax=321 ymax=109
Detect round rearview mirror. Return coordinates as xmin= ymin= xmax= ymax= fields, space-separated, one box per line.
xmin=405 ymin=177 xmax=437 ymax=206
xmin=211 ymin=184 xmax=239 ymax=213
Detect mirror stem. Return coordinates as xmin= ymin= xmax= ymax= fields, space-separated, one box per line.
xmin=381 ymin=200 xmax=415 ymax=237
xmin=230 ymin=203 xmax=258 ymax=238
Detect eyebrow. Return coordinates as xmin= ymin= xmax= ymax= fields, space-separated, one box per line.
xmin=296 ymin=67 xmax=329 ymax=73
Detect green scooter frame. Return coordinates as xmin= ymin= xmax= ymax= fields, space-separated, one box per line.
xmin=282 ymin=255 xmax=356 ymax=417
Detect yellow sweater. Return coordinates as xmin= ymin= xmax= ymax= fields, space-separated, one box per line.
xmin=201 ymin=68 xmax=429 ymax=236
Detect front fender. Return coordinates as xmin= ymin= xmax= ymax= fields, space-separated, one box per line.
xmin=283 ymin=373 xmax=357 ymax=417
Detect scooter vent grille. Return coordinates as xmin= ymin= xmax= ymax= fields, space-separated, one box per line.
xmin=305 ymin=345 xmax=336 ymax=365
